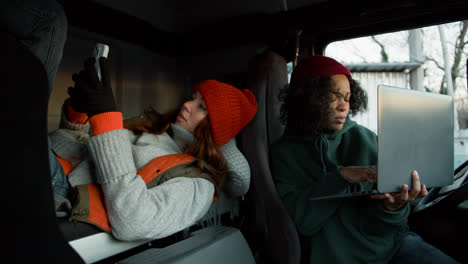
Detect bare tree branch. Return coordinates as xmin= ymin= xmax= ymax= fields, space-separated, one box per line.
xmin=453 ymin=21 xmax=467 ymax=63
xmin=451 ymin=20 xmax=468 ymax=90
xmin=371 ymin=36 xmax=389 ymax=62
xmin=426 ymin=56 xmax=445 ymax=71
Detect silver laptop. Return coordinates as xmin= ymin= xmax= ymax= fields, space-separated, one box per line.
xmin=310 ymin=85 xmax=454 ymax=200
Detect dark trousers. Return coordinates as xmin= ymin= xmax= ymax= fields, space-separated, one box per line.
xmin=390 ymin=232 xmax=459 ymax=264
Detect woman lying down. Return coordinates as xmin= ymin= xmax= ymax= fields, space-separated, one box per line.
xmin=49 ymin=57 xmax=257 ymax=241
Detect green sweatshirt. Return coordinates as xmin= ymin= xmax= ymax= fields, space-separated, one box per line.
xmin=270 ymin=119 xmax=409 ymax=264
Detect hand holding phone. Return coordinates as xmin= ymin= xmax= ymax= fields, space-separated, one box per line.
xmin=69 ymin=44 xmax=115 ymax=116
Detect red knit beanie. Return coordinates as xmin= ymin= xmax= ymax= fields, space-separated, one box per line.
xmin=290 ymin=55 xmax=351 ymax=84
xmin=192 ymin=80 xmax=258 ymax=146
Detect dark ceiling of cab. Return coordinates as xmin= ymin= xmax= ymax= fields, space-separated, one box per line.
xmin=94 ymin=0 xmax=322 ymax=32
xmin=60 ymin=0 xmax=468 ymax=57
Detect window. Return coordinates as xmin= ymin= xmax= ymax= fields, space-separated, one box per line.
xmin=325 ymin=21 xmax=468 ymax=168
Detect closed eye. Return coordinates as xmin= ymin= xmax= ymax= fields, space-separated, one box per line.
xmin=344 ymin=92 xmax=351 ymax=102
xmin=331 ymin=91 xmax=351 ymax=102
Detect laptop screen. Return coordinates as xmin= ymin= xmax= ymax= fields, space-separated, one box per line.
xmin=377 ymin=85 xmax=454 ymax=193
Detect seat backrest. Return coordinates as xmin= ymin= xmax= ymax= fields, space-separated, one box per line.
xmin=239 ymin=50 xmax=300 ymax=264
xmin=5 ymin=34 xmax=84 ymax=263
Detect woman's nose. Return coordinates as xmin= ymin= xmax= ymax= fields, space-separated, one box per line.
xmin=183 ymin=100 xmax=192 ymax=113
xmin=337 ymin=99 xmax=348 ymax=111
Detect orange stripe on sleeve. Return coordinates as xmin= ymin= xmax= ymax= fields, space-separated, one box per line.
xmin=89 ymin=112 xmax=123 ymax=136
xmin=65 ymin=99 xmax=88 ymax=124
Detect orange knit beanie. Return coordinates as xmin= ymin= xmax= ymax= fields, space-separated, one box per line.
xmin=192 ymin=80 xmax=258 ymax=146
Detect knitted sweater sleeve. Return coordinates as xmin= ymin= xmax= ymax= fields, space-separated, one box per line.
xmin=87 ymin=113 xmax=214 ymax=241
xmin=49 ymin=99 xmax=91 ymax=168
xmin=219 ymin=138 xmax=251 ymax=197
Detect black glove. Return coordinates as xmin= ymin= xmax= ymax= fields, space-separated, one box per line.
xmin=68 ymin=57 xmax=116 ymax=117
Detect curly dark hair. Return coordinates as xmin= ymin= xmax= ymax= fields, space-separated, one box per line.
xmin=279 ymin=75 xmax=368 ymax=134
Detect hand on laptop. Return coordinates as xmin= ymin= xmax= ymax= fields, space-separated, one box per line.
xmin=371 ymin=170 xmax=428 ymax=211
xmin=339 ymin=166 xmax=377 ymax=184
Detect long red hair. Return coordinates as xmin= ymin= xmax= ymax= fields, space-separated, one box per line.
xmin=184 ymin=117 xmax=229 ymax=189
xmin=124 ymin=107 xmax=229 ymax=189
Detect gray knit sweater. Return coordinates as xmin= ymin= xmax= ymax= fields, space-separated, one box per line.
xmin=49 ymin=110 xmax=250 ymax=241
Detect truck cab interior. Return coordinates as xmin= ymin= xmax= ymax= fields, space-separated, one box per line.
xmin=5 ymin=0 xmax=468 ymax=263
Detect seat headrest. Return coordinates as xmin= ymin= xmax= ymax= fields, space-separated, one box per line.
xmin=246 ymin=50 xmax=287 ymax=146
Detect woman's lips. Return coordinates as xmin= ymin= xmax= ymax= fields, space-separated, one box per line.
xmin=177 ymin=112 xmax=185 ymax=121
xmin=335 ymin=117 xmax=346 ymax=123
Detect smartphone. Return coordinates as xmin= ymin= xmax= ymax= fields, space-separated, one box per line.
xmin=92 ymin=43 xmax=109 ymax=81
